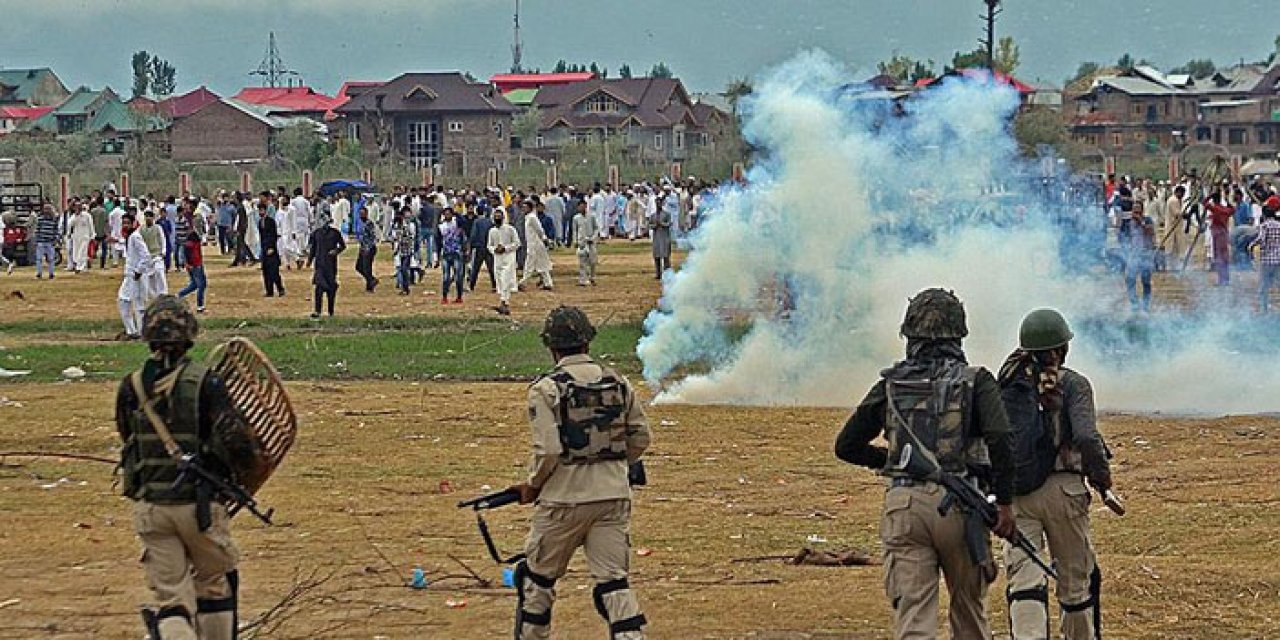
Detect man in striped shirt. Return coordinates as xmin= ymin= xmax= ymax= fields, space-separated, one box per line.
xmin=34 ymin=203 xmax=59 ymax=279
xmin=1251 ymin=196 xmax=1280 ymax=313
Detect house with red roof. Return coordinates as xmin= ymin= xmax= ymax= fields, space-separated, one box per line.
xmin=490 ymin=72 xmax=595 ymax=94
xmin=160 ymin=86 xmax=221 ymax=119
xmin=232 ymin=86 xmax=342 ymax=121
xmin=0 ymin=105 xmax=54 ymax=136
xmin=529 ymin=77 xmax=731 ymax=161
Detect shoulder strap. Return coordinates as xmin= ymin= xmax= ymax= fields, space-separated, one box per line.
xmin=129 ymin=368 xmax=187 ymax=461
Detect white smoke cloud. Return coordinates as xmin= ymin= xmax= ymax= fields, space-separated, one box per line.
xmin=638 ymin=50 xmax=1278 ymax=416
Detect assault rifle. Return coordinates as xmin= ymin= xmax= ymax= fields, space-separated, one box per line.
xmin=173 ymin=453 xmax=276 ymax=527
xmin=896 ymin=443 xmax=1058 ymax=581
xmin=458 ymin=487 xmax=525 ymax=564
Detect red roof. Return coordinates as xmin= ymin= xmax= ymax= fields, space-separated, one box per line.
xmin=916 ymin=69 xmax=1035 ymax=94
xmin=490 ymin=72 xmax=595 ymax=93
xmin=0 ymin=105 xmax=53 ymax=120
xmin=233 ymin=86 xmax=342 ymax=113
xmin=160 ymin=86 xmax=221 ymax=119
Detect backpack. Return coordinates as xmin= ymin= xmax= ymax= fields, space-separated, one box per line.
xmin=549 ymin=369 xmax=629 ymax=466
xmin=1000 ymin=362 xmax=1059 ymax=496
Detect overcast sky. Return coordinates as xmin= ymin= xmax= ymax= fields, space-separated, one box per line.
xmin=1 ymin=0 xmax=1277 ymax=97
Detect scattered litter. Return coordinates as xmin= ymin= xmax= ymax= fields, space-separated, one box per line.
xmin=40 ymin=477 xmax=74 ymax=490
xmin=729 ymin=534 xmax=743 ymax=540
xmin=61 ymin=366 xmax=86 ymax=380
xmin=0 ymin=369 xmax=31 ymax=379
xmin=445 ymin=599 xmax=467 ymax=609
xmin=636 ymin=548 xmax=653 ymax=557
xmin=411 ymin=567 xmax=427 ymax=589
xmin=479 ymin=484 xmax=492 ymax=492
xmin=0 ymin=598 xmax=19 ymax=610
xmin=73 ymin=522 xmax=92 ymax=530
xmin=1132 ymin=437 xmax=1150 ymax=447
xmin=737 ymin=476 xmax=749 ymax=485
xmin=805 ymin=534 xmax=828 ymax=544
xmin=1139 ymin=565 xmax=1160 ymax=580
xmin=438 ymin=480 xmax=455 ymax=494
xmin=0 ymin=396 xmax=25 ymax=406
xmin=464 ymin=442 xmax=479 ymax=448
xmin=52 ymin=433 xmax=77 ymax=439
xmin=659 ymin=420 xmax=679 ymax=427
xmin=403 ymin=434 xmax=425 ymax=441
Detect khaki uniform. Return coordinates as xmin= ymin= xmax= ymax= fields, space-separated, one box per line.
xmin=1005 ymin=368 xmax=1109 ymax=640
xmin=835 ymin=351 xmax=1016 ymax=640
xmin=117 ymin=359 xmax=241 ymax=640
xmin=518 ymin=354 xmax=651 ymax=640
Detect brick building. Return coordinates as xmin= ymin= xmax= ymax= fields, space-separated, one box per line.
xmin=1069 ymin=65 xmax=1280 ymax=161
xmin=170 ymin=98 xmax=323 ymax=163
xmin=334 ymin=72 xmax=517 ymax=178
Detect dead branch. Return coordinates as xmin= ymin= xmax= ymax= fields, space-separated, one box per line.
xmin=0 ymin=451 xmax=117 ymax=465
xmin=445 ymin=553 xmax=492 ymax=587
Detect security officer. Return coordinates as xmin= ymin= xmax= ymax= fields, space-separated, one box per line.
xmin=508 ymin=306 xmax=652 ymax=639
xmin=834 ymin=288 xmax=1017 ymax=640
xmin=116 ymin=295 xmax=241 ymax=640
xmin=1000 ymin=309 xmax=1113 ymax=640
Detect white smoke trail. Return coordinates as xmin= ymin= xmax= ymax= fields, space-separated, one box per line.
xmin=638 ymin=51 xmax=1278 ymax=415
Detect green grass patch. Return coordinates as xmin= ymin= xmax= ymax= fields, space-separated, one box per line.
xmin=0 ymin=322 xmax=645 ymax=384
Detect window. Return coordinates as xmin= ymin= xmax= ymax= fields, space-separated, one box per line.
xmin=448 ymin=121 xmax=464 ymax=133
xmin=347 ymin=122 xmax=361 ymax=142
xmin=654 ymin=132 xmax=664 ymax=150
xmin=1196 ymin=126 xmax=1211 ymax=141
xmin=1260 ymin=128 xmax=1274 ymax=145
xmin=407 ymin=121 xmax=440 ymax=169
xmin=584 ymin=93 xmax=620 ymax=114
xmin=1133 ymin=132 xmax=1144 ymax=142
xmin=1110 ymin=132 xmax=1123 ymax=147
xmin=1228 ymin=128 xmax=1248 ymax=145
xmin=571 ymin=131 xmax=593 ymax=144
xmin=493 ymin=121 xmax=504 ymax=140
xmin=673 ymin=127 xmax=686 ymax=151
xmin=698 ymin=132 xmax=710 ymax=146
xmin=535 ymin=135 xmax=544 ymax=148
xmin=1131 ymin=102 xmax=1144 ymax=117
xmin=100 ymin=137 xmax=126 ymax=155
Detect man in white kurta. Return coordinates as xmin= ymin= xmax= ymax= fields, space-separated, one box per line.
xmin=68 ymin=206 xmax=95 ymax=272
xmin=486 ymin=208 xmax=521 ymax=315
xmin=117 ymin=213 xmax=151 ymax=338
xmin=588 ymin=187 xmax=607 ymax=241
xmin=333 ymin=194 xmax=352 ymax=238
xmin=108 ymin=205 xmax=124 ymax=266
xmin=519 ymin=206 xmax=554 ymax=290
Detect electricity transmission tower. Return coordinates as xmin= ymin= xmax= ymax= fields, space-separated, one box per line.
xmin=250 ymin=32 xmax=301 ymax=88
xmin=511 ymin=0 xmax=524 ymax=73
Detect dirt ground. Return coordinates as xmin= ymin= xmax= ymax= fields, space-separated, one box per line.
xmin=1 ymin=381 xmax=1277 ymax=639
xmin=0 ymin=240 xmax=672 ymax=329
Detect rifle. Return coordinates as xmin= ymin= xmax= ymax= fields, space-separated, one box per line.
xmin=896 ymin=443 xmax=1058 ymax=581
xmin=173 ymin=454 xmax=275 ymax=526
xmin=457 ymin=487 xmax=525 ymax=564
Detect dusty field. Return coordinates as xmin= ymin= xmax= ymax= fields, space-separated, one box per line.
xmin=0 ymin=240 xmax=673 ymax=327
xmin=1 ymin=381 xmax=1278 ymax=639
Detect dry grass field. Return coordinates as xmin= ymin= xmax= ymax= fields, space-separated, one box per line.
xmin=0 ymin=244 xmax=1277 ymax=639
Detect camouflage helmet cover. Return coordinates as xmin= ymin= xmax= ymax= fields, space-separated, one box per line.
xmin=900 ymin=288 xmax=969 ymax=340
xmin=142 ymin=294 xmax=199 ymax=344
xmin=541 ymin=305 xmax=597 ymax=350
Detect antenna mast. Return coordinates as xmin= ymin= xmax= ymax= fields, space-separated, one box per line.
xmin=250 ymin=32 xmax=301 ymax=88
xmin=511 ymin=0 xmax=524 ymax=73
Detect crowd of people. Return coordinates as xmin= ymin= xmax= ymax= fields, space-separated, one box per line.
xmin=1104 ymin=173 xmax=1280 ymax=312
xmin=0 ymin=178 xmax=723 ymax=336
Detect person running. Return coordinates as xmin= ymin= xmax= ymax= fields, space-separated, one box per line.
xmin=176 ymin=229 xmax=207 ymax=313
xmin=354 ymin=207 xmax=379 ymax=293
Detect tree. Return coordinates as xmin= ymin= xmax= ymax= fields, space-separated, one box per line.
xmin=512 ymin=104 xmax=541 ymax=147
xmin=276 ymin=122 xmax=328 ymax=169
xmin=1171 ymin=59 xmax=1216 ymax=78
xmin=994 ymin=36 xmax=1020 ymax=75
xmin=878 ymin=54 xmax=935 ymax=83
xmin=618 ymin=64 xmax=632 ymax=79
xmin=149 ymin=57 xmax=177 ymax=97
xmin=1116 ymin=53 xmax=1136 ymax=71
xmin=724 ymin=78 xmax=753 ymax=113
xmin=649 ymin=62 xmax=673 ymax=78
xmin=553 ymin=60 xmax=568 ymax=73
xmin=1013 ymin=108 xmax=1073 ymax=159
xmin=949 ymin=48 xmax=988 ymax=72
xmin=589 ymin=62 xmax=600 ymax=76
xmin=130 ymin=51 xmax=151 ymax=99
xmin=1068 ymin=61 xmax=1100 ymax=85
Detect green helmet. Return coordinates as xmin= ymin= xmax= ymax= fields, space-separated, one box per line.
xmin=1019 ymin=308 xmax=1073 ymax=351
xmin=142 ymin=295 xmax=199 ymax=345
xmin=540 ymin=305 xmax=596 ymax=350
xmin=900 ymin=288 xmax=969 ymax=340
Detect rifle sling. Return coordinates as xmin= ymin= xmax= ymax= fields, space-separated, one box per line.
xmin=130 ymin=368 xmax=187 ymax=461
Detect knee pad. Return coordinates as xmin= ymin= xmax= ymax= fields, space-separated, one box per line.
xmin=514 ymin=561 xmax=556 ymax=638
xmin=142 ymin=605 xmax=192 ymax=639
xmin=593 ymin=578 xmax=647 ymax=638
xmin=1007 ymin=584 xmax=1049 ymax=639
xmin=1060 ymin=566 xmax=1102 ymax=640
xmin=196 ymin=571 xmax=239 ymax=639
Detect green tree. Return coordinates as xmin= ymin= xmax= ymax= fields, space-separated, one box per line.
xmin=949 ymin=47 xmax=987 ymax=71
xmin=878 ymin=54 xmax=935 ymax=83
xmin=995 ymin=36 xmax=1020 ymax=75
xmin=618 ymin=64 xmax=632 ymax=79
xmin=512 ymin=104 xmax=542 ymax=147
xmin=276 ymin=122 xmax=328 ymax=169
xmin=149 ymin=57 xmax=177 ymax=97
xmin=1116 ymin=53 xmax=1136 ymax=71
xmin=1013 ymin=108 xmax=1075 ymax=159
xmin=589 ymin=62 xmax=601 ymax=76
xmin=724 ymin=78 xmax=753 ymax=113
xmin=649 ymin=62 xmax=673 ymax=78
xmin=1171 ymin=59 xmax=1215 ymax=78
xmin=553 ymin=60 xmax=568 ymax=73
xmin=130 ymin=51 xmax=151 ymax=99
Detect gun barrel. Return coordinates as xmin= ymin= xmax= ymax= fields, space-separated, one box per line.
xmin=457 ymin=488 xmax=521 ymax=510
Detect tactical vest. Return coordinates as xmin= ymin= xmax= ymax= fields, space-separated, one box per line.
xmin=121 ymin=363 xmax=209 ymax=503
xmin=549 ymin=364 xmax=630 ymax=466
xmin=882 ymin=360 xmax=990 ymax=477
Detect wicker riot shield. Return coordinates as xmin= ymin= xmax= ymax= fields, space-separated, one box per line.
xmin=206 ymin=337 xmax=297 ymax=495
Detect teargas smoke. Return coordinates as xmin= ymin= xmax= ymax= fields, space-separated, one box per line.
xmin=638 ymin=51 xmax=1278 ymax=415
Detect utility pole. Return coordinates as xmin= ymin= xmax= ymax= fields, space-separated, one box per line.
xmin=981 ymin=0 xmax=1002 ymax=71
xmin=249 ymin=32 xmax=301 ymax=88
xmin=511 ymin=0 xmax=524 ymax=73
